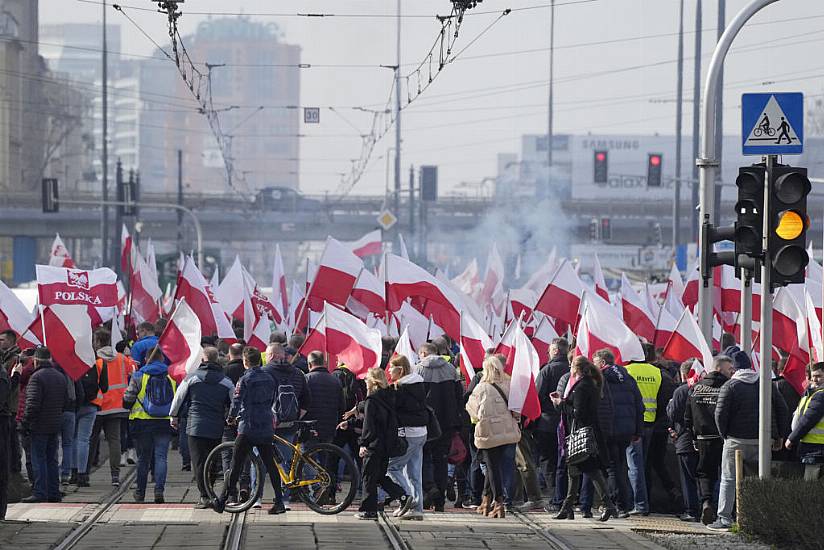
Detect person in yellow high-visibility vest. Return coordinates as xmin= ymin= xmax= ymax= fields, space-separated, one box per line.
xmin=786 ymin=363 xmax=824 ymax=480
xmin=623 ymin=343 xmax=667 ymax=517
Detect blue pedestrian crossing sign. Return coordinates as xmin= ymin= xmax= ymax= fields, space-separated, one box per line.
xmin=742 ymin=92 xmax=804 ymax=155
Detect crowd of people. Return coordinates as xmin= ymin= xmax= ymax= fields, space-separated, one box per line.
xmin=1 ymin=321 xmax=823 ymax=530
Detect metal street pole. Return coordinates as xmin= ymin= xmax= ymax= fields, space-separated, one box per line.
xmin=758 ymin=154 xmax=776 ymax=479
xmin=674 ymin=0 xmax=685 ymax=251
xmin=741 ymin=269 xmax=752 ymax=353
xmin=546 ymin=0 xmax=555 ymax=198
xmin=697 ymin=0 xmax=780 ymax=340
xmin=714 ymin=0 xmax=726 ymax=227
xmin=691 ymin=0 xmax=702 ymax=243
xmin=394 ymin=0 xmax=402 ymax=224
xmin=101 ymin=1 xmax=109 ymax=266
xmin=177 ymin=149 xmax=184 ymax=253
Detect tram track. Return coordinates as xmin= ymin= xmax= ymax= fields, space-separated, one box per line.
xmin=510 ymin=510 xmax=573 ymax=550
xmin=221 ymin=511 xmax=247 ymax=550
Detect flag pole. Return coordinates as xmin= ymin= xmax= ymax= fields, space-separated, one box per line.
xmin=653 ymin=281 xmax=672 ymax=347
xmin=39 ymin=305 xmax=47 ymax=347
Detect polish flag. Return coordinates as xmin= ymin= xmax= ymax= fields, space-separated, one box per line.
xmin=508 ymin=288 xmax=537 ymax=323
xmin=49 ymin=234 xmax=76 ymax=269
xmin=525 ymin=249 xmax=559 ymax=294
xmin=576 ymin=292 xmax=644 ymax=365
xmin=460 ymin=313 xmax=493 ymax=385
xmin=174 ymin=256 xmax=235 ymax=341
xmin=243 ymin=266 xmax=281 ymax=324
xmin=652 ymin=293 xmax=680 ymax=349
xmin=306 ymin=237 xmax=364 ymax=311
xmin=129 ymin=249 xmax=162 ymax=325
xmin=661 ymin=308 xmax=713 ymax=370
xmin=301 ymin=304 xmax=382 ymax=377
xmin=805 ymin=291 xmax=823 ymax=363
xmin=719 ymin=265 xmax=741 ymax=314
xmin=682 ymin=261 xmax=699 ymax=311
xmin=0 ymin=280 xmax=39 ymax=346
xmin=620 ymin=274 xmax=655 ymax=343
xmin=36 ymin=265 xmax=118 ymax=308
xmin=158 ymin=298 xmax=202 ymax=383
xmin=347 ymin=229 xmax=382 ymax=258
xmin=121 ymin=225 xmax=133 ymax=276
xmin=246 ymin=315 xmax=271 ymax=352
xmin=535 ymin=260 xmax=585 ymax=328
xmin=508 ymin=322 xmax=542 ymax=423
xmin=451 ymin=259 xmax=480 ymax=296
xmin=393 ymin=325 xmax=418 ymax=365
xmin=592 ymin=254 xmax=609 ymax=302
xmin=347 ymin=267 xmax=386 ymax=319
xmin=397 ymin=233 xmax=410 ymax=260
xmin=216 ymin=257 xmax=246 ymax=321
xmin=385 ymin=253 xmax=465 ymax=340
xmin=531 ymin=315 xmax=559 ymax=364
xmin=494 ymin=317 xmax=519 ymax=374
xmin=686 ymin=358 xmax=705 ymax=387
xmin=31 ymin=304 xmax=95 ymax=381
xmin=663 ymin=280 xmax=686 ymax=320
xmin=116 ymin=281 xmax=127 ymax=315
xmin=145 ymin=240 xmax=158 ymax=281
xmin=772 ymin=287 xmax=809 ymax=395
xmin=668 ymin=264 xmax=685 ymax=302
xmin=395 ymin=301 xmax=431 ymax=350
xmin=271 ymin=244 xmax=289 ymax=322
xmin=288 ymin=280 xmax=305 ymax=333
xmin=480 ymin=243 xmax=505 ymax=310
xmin=210 ymin=266 xmax=220 ymax=289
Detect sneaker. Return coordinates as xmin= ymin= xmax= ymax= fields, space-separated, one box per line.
xmin=194 ymin=498 xmax=212 ymax=510
xmin=133 ymin=492 xmax=145 ymax=503
xmin=268 ymin=502 xmax=287 ymax=515
xmin=679 ymin=512 xmax=699 ymax=522
xmin=701 ymin=501 xmax=716 ymax=525
xmin=253 ymin=500 xmax=262 ymax=509
xmin=68 ymin=471 xmax=78 ymax=485
xmin=516 ymin=500 xmax=547 ymax=513
xmin=77 ymin=474 xmax=90 ymax=487
xmin=396 ymin=495 xmax=414 ymax=517
xmin=154 ymin=494 xmax=165 ymax=504
xmin=618 ymin=509 xmax=631 ymax=519
xmin=111 ymin=475 xmax=120 ymax=488
xmin=543 ymin=503 xmax=562 ymax=513
xmin=707 ymin=520 xmax=731 ymax=531
xmin=127 ymin=450 xmax=137 ymax=465
xmin=21 ymin=495 xmax=43 ymax=503
xmin=181 ymin=464 xmax=192 ymax=472
xmin=462 ymin=502 xmax=479 ymax=509
xmin=61 ymin=475 xmax=70 ymax=486
xmin=120 ymin=453 xmax=128 ymax=467
xmin=400 ymin=510 xmax=424 ymax=521
xmin=627 ymin=508 xmax=649 ymax=517
xmin=355 ymin=512 xmax=378 ymax=520
xmin=582 ymin=509 xmax=593 ymax=518
xmin=433 ymin=504 xmax=445 ymax=513
xmin=212 ymin=498 xmax=226 ymax=514
xmin=446 ymin=480 xmax=456 ymax=503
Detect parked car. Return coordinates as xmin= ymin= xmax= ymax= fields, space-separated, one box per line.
xmin=256 ymin=186 xmax=321 ymax=211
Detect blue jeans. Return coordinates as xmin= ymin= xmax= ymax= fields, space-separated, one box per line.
xmin=60 ymin=411 xmax=75 ymax=477
xmin=626 ymin=425 xmax=653 ymax=513
xmin=135 ymin=430 xmax=172 ymax=495
xmin=388 ymin=434 xmax=426 ymax=512
xmin=275 ymin=427 xmax=297 ymax=501
xmin=31 ymin=433 xmax=60 ymax=500
xmin=501 ymin=441 xmax=517 ymax=505
xmin=678 ymin=452 xmax=700 ymax=516
xmin=73 ymin=406 xmax=97 ymax=474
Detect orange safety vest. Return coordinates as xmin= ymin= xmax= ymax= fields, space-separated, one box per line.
xmin=93 ymin=353 xmax=136 ymax=413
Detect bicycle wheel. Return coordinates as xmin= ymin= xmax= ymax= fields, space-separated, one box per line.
xmin=294 ymin=443 xmax=359 ymax=514
xmin=754 ymin=127 xmax=764 ymax=137
xmin=203 ymin=441 xmax=265 ymax=514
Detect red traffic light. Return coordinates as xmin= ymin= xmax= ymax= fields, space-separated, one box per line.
xmin=595 ymin=152 xmax=606 ymax=162
xmin=649 ymin=154 xmax=662 ymax=167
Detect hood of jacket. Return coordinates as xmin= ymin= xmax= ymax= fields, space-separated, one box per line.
xmin=96 ymin=346 xmax=116 ymax=361
xmin=417 ymin=354 xmax=455 ymax=382
xmin=602 ymin=364 xmax=628 ymax=384
xmin=701 ymin=370 xmax=729 ymax=386
xmin=397 ymin=372 xmax=424 ymax=385
xmin=265 ymin=360 xmax=293 ymax=372
xmin=732 ymin=368 xmax=759 ymax=384
xmin=140 ymin=360 xmax=168 ymax=376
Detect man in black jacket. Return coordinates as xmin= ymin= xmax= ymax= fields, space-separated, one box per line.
xmin=534 ymin=337 xmax=569 ymax=499
xmin=303 ymin=351 xmax=343 ymax=444
xmin=416 ymin=342 xmax=462 ymax=512
xmin=223 ymin=343 xmax=245 ymax=385
xmin=682 ymin=356 xmax=732 ymax=524
xmin=170 ymin=347 xmax=234 ymax=508
xmin=21 ymin=347 xmax=68 ymax=503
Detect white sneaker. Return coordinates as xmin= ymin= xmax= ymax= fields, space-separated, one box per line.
xmin=120 ymin=453 xmax=128 ymax=467
xmin=400 ymin=510 xmax=424 ymax=521
xmin=253 ymin=499 xmax=262 ymax=509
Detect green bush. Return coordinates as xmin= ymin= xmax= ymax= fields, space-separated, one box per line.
xmin=739 ymin=477 xmax=824 ymax=549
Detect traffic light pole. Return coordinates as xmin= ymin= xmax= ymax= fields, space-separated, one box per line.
xmin=740 ymin=268 xmax=752 ymax=354
xmin=697 ymin=0 xmax=779 ymax=340
xmin=757 ymin=154 xmax=776 ymax=479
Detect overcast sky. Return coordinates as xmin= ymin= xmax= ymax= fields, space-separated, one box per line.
xmin=40 ymin=0 xmax=824 ymax=197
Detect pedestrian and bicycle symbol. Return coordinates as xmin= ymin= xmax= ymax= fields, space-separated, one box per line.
xmin=741 ymin=92 xmax=804 ymax=155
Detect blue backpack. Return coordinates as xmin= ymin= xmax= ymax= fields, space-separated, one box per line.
xmin=141 ymin=373 xmax=175 ymax=418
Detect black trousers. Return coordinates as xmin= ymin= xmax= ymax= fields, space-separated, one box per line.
xmin=222 ymin=434 xmax=282 ymax=504
xmin=0 ymin=417 xmax=9 ymax=519
xmin=8 ymin=417 xmax=21 ymax=475
xmin=645 ymin=429 xmax=677 ymax=494
xmin=481 ymin=445 xmax=507 ymax=502
xmin=359 ymin=449 xmax=404 ymax=513
xmin=423 ymin=432 xmax=451 ymax=506
xmin=605 ymin=436 xmax=633 ymax=512
xmin=188 ymin=435 xmax=221 ymax=499
xmin=696 ymin=439 xmax=723 ymax=504
xmin=534 ymin=421 xmax=559 ymax=487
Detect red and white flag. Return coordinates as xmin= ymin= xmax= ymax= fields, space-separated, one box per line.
xmin=805 ymin=291 xmax=823 ymax=363
xmin=243 ymin=266 xmax=281 ymax=325
xmin=508 ymin=288 xmax=537 ymax=324
xmin=393 ymin=325 xmax=418 ymax=365
xmin=145 ymin=240 xmax=158 ymax=281
xmin=508 ymin=322 xmax=541 ymax=423
xmin=120 ymin=225 xmax=133 ymax=276
xmin=494 ymin=317 xmax=519 ymax=374
xmin=174 ymin=256 xmax=235 ymax=341
xmin=129 ymin=249 xmax=163 ymax=325
xmin=620 ymin=274 xmax=655 ymax=343
xmin=535 ymin=259 xmax=585 ymax=328
xmin=661 ymin=308 xmax=713 ymax=370
xmin=306 ymin=237 xmax=364 ymax=311
xmin=592 ymin=254 xmax=609 ymax=302
xmin=576 ymin=293 xmax=644 ymax=365
xmin=31 ymin=304 xmax=95 ymax=381
xmin=347 ymin=267 xmax=386 ymax=319
xmin=301 ymin=303 xmax=382 ymax=378
xmin=36 ymin=265 xmax=118 ymax=308
xmin=772 ymin=287 xmax=809 ymax=395
xmin=271 ymin=244 xmax=289 ymax=322
xmin=216 ymin=257 xmax=246 ymax=321
xmin=395 ymin=301 xmax=431 ymax=350
xmin=246 ymin=315 xmax=271 ymax=352
xmin=668 ymin=264 xmax=685 ymax=302
xmin=287 ymin=280 xmax=305 ymax=333
xmin=480 ymin=243 xmax=505 ymax=311
xmin=686 ymin=358 xmax=705 ymax=387
xmin=397 ymin=233 xmax=410 ymax=260
xmin=451 ymin=259 xmax=480 ymax=296
xmin=0 ymin=280 xmax=39 ymax=347
xmin=531 ymin=315 xmax=559 ymax=364
xmin=459 ymin=313 xmax=492 ymax=385
xmin=49 ymin=234 xmax=76 ymax=269
xmin=682 ymin=261 xmax=699 ymax=311
xmin=525 ymin=250 xmax=558 ymax=294
xmin=347 ymin=230 xmax=382 ymax=258
xmin=158 ymin=298 xmax=202 ymax=383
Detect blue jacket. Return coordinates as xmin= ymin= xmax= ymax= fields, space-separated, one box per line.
xmin=130 ymin=335 xmax=159 ymax=366
xmin=229 ymin=366 xmax=276 ymax=442
xmin=122 ymin=360 xmax=173 ymax=433
xmin=601 ymin=364 xmax=643 ymax=439
xmin=170 ymin=362 xmax=234 ymax=440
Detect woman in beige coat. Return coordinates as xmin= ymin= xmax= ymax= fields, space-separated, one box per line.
xmin=465 ymin=356 xmax=522 ymax=518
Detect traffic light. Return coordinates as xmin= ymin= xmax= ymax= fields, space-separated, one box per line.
xmin=647 ymin=153 xmax=663 ymax=187
xmin=593 ymin=150 xmax=608 ymax=183
xmin=701 ymin=222 xmax=735 ymax=279
xmin=767 ymin=164 xmax=810 ymax=286
xmin=600 ymin=217 xmax=611 ymax=241
xmin=42 ymin=178 xmax=58 ymax=213
xmin=421 ymin=166 xmax=438 ymax=201
xmin=734 ymin=165 xmax=765 ymax=269
xmin=589 ymin=218 xmax=599 ymax=242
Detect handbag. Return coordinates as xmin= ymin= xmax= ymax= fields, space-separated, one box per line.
xmin=565 ymin=421 xmax=598 ymax=466
xmin=447 ymin=431 xmax=467 ymax=464
xmin=425 ymin=405 xmax=442 ymax=442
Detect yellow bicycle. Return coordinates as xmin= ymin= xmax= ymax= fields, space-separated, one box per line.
xmin=203 ymin=420 xmax=359 ymax=514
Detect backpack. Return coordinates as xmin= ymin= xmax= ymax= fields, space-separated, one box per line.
xmin=274 ymin=381 xmax=300 ymax=425
xmin=141 ymin=373 xmax=175 ymax=418
xmin=337 ymin=368 xmax=366 ymax=411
